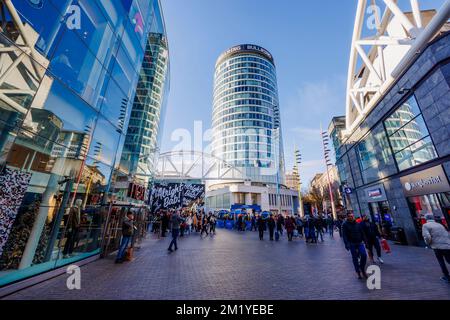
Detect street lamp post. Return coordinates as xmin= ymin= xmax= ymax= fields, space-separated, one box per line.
xmin=294 ymin=149 xmax=304 ymax=217
xmin=321 ymin=125 xmax=337 ymax=220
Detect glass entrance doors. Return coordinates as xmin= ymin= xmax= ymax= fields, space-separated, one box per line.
xmin=368 ymin=201 xmax=392 ymax=237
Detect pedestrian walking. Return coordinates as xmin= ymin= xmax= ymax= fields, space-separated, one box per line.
xmin=305 ymin=215 xmax=317 ymax=243
xmin=115 ymin=212 xmax=134 ymax=263
xmin=237 ymin=214 xmax=243 ymax=232
xmin=316 ymin=214 xmax=325 ymax=242
xmin=168 ymin=211 xmax=183 ymax=253
xmin=295 ymin=215 xmax=304 ymax=238
xmin=268 ymin=214 xmax=276 ymax=241
xmin=422 ymin=214 xmax=450 ymax=283
xmin=197 ymin=213 xmax=202 ymax=232
xmin=257 ymin=215 xmax=265 ymax=240
xmin=285 ymin=216 xmax=296 ymax=241
xmin=337 ymin=217 xmax=344 ymax=238
xmin=342 ymin=213 xmax=368 ymax=279
xmin=200 ymin=214 xmax=209 ymax=237
xmin=209 ymin=213 xmax=216 ymax=235
xmin=186 ymin=214 xmax=193 ymax=235
xmin=277 ymin=214 xmax=284 ymax=236
xmin=360 ymin=215 xmax=384 ymax=264
xmin=327 ymin=215 xmax=334 ymax=237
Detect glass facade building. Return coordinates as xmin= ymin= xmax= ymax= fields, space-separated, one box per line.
xmin=212 ymin=44 xmax=285 ymax=186
xmin=0 ymin=0 xmax=168 ymax=287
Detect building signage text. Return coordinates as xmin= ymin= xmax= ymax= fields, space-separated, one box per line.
xmin=400 ymin=165 xmax=450 ymax=197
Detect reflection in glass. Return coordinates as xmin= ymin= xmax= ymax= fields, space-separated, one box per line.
xmin=2 ymin=0 xmax=66 ymax=57
xmin=384 ymin=95 xmax=438 ymax=171
xmin=121 ymin=32 xmax=169 ymax=181
xmin=99 ymin=77 xmax=130 ymax=131
xmin=50 ymin=27 xmax=108 ymax=107
xmin=88 ymin=116 xmax=121 ymax=167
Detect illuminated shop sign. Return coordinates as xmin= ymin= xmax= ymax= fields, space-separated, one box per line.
xmin=400 ymin=165 xmax=450 ymax=197
xmin=364 ymin=184 xmax=387 ymax=202
xmin=127 ymin=183 xmax=146 ymax=201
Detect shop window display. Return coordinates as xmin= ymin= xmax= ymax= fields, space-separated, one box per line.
xmin=408 ymin=194 xmax=450 ymax=243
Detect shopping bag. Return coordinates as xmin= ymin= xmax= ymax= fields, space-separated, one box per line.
xmin=125 ymin=247 xmax=134 ymax=261
xmin=293 ymin=230 xmax=299 ymax=237
xmin=380 ymin=238 xmax=391 ymax=253
xmin=275 ymin=231 xmax=280 ymax=241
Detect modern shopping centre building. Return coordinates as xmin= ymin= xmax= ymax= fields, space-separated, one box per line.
xmin=329 ymin=3 xmax=450 ymax=246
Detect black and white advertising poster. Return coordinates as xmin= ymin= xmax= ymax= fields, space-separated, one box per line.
xmin=150 ymin=183 xmax=205 ymax=212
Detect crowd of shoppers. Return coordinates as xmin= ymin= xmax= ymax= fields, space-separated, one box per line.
xmin=114 ymin=206 xmax=450 ymax=285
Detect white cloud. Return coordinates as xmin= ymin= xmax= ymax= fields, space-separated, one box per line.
xmin=283 ymin=75 xmax=346 ymax=125
xmin=295 ymin=75 xmax=346 ymax=114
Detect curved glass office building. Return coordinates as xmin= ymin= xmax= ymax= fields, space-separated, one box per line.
xmin=0 ymin=0 xmax=168 ymax=289
xmin=212 ymin=44 xmax=285 ymax=186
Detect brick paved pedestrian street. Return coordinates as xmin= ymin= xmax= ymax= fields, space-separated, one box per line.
xmin=3 ymin=229 xmax=450 ymax=300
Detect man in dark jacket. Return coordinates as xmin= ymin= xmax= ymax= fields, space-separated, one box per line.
xmin=116 ymin=212 xmax=134 ymax=263
xmin=306 ymin=216 xmax=317 ymax=243
xmin=168 ymin=211 xmax=183 ymax=252
xmin=342 ymin=213 xmax=368 ymax=279
xmin=361 ymin=215 xmax=384 ymax=264
xmin=257 ymin=215 xmax=265 ymax=240
xmin=277 ymin=214 xmax=284 ymax=236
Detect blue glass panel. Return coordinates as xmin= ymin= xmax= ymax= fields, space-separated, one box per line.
xmin=49 ymin=28 xmax=108 ymax=106
xmin=71 ymin=0 xmax=118 ymax=70
xmin=121 ymin=18 xmax=145 ymax=70
xmin=95 ymin=0 xmax=126 ymax=35
xmin=109 ymin=43 xmax=139 ymax=96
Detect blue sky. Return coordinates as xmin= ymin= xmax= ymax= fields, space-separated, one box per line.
xmin=159 ymin=0 xmax=445 ymax=185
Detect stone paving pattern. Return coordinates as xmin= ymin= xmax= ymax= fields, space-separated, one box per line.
xmin=3 ymin=229 xmax=450 ymax=300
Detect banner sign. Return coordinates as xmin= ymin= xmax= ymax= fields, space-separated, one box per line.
xmin=150 ymin=183 xmax=205 ymax=212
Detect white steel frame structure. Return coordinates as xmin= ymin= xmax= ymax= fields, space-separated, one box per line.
xmin=154 ymin=150 xmax=248 ymax=182
xmin=345 ymin=0 xmax=450 ymax=136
